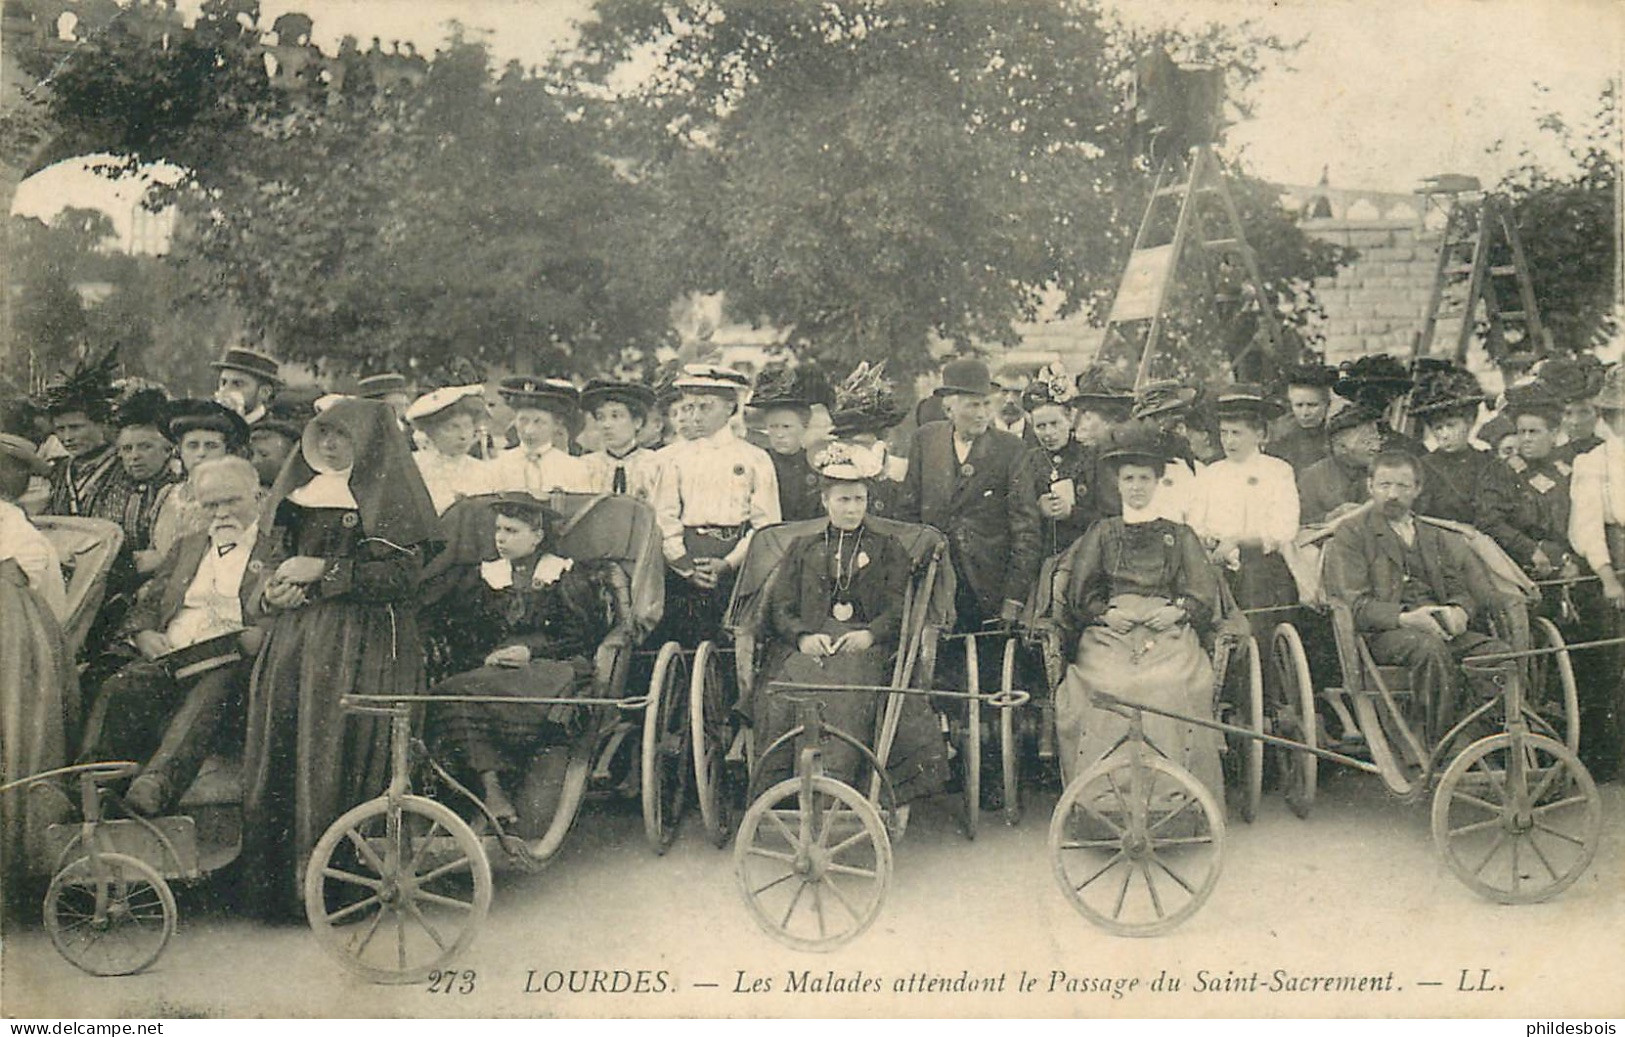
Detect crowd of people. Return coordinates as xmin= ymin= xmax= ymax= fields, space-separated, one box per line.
xmin=1 ymin=340 xmax=1622 ymax=920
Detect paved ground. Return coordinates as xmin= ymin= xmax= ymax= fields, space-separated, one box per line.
xmin=4 ymin=770 xmax=1622 ymax=1020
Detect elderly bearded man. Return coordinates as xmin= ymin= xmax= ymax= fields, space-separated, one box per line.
xmin=78 ymin=457 xmax=268 ymax=816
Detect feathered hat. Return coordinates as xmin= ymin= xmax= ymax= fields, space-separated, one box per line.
xmin=39 ymin=349 xmax=122 ymax=422
xmin=112 ymin=386 xmax=172 ymax=431
xmin=811 ymin=440 xmax=885 ymax=481
xmin=1336 ymin=353 xmax=1413 ymax=408
xmin=1408 ymin=362 xmax=1486 ymax=419
xmin=748 ymin=362 xmax=832 ymax=412
xmin=1533 ymin=354 xmax=1607 ymax=404
xmin=830 ymin=362 xmax=904 ymax=438
xmin=1020 ymin=363 xmax=1079 ymax=411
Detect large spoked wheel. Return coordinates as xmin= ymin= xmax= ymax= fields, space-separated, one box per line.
xmin=45 ymin=852 xmax=177 ymax=977
xmin=1431 ymin=732 xmax=1601 ymax=904
xmin=690 ymin=639 xmax=734 ymax=848
xmin=1048 ymin=753 xmax=1225 ymax=936
xmin=1271 ymin=623 xmax=1317 ymax=819
xmin=958 ymin=636 xmax=982 ymax=839
xmin=999 ymin=637 xmax=1021 ymax=827
xmin=643 ymin=641 xmax=693 ymax=854
xmin=1225 ymin=636 xmax=1265 ymax=824
xmin=1528 ymin=618 xmax=1582 ymax=754
xmin=305 ymin=794 xmax=493 ymax=985
xmin=733 ymin=774 xmax=892 ymax=952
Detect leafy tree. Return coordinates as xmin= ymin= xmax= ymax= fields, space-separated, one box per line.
xmin=567 ymin=0 xmax=1348 ymax=378
xmin=1497 ymin=82 xmax=1617 ymax=357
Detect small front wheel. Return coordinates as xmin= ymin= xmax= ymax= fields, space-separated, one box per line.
xmin=1431 ymin=732 xmax=1600 ymax=905
xmin=733 ymin=775 xmax=892 ymax=952
xmin=45 ymin=852 xmax=177 ymax=976
xmin=304 ymin=794 xmax=493 ymax=985
xmin=1049 ymin=753 xmax=1225 ymax=937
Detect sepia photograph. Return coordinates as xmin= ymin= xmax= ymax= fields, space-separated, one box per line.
xmin=0 ymin=0 xmax=1621 ymax=1021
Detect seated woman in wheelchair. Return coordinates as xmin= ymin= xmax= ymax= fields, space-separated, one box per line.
xmin=1054 ymin=424 xmax=1224 ymax=803
xmin=752 ymin=443 xmax=950 ymax=800
xmin=428 ymin=491 xmax=613 ymax=825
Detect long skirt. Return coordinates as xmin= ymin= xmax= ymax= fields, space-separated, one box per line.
xmin=0 ymin=564 xmax=74 ymax=903
xmin=658 ymin=527 xmax=743 ymax=647
xmin=428 ymin=655 xmax=597 ymax=776
xmin=240 ymin=598 xmax=419 ymax=919
xmin=753 ymin=621 xmax=950 ymax=802
xmin=1055 ymin=596 xmax=1222 ymax=806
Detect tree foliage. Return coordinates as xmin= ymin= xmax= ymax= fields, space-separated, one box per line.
xmin=1497 ymin=82 xmax=1618 ymax=356
xmin=16 ymin=0 xmax=1350 ymax=382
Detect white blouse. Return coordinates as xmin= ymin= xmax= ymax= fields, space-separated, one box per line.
xmin=1185 ymin=451 xmax=1300 ymax=556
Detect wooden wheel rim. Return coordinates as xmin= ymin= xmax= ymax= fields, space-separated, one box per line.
xmin=643 ymin=641 xmax=692 ymax=854
xmin=733 ymin=775 xmax=893 ymax=952
xmin=1048 ymin=754 xmax=1225 ymax=937
xmin=45 ymin=852 xmax=177 ymax=977
xmin=1430 ymin=732 xmax=1600 ymax=905
xmin=1271 ymin=623 xmax=1317 ymax=818
xmin=304 ymin=794 xmax=493 ymax=985
xmin=689 ymin=640 xmax=732 ymax=847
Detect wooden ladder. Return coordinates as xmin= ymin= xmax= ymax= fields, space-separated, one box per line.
xmin=1102 ymin=143 xmax=1285 ymax=389
xmin=1414 ymin=179 xmax=1549 ymax=362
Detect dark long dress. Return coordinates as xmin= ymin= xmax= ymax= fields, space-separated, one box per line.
xmin=0 ymin=561 xmax=74 ymax=902
xmin=428 ymin=555 xmax=612 ymax=776
xmin=240 ymin=502 xmax=424 ymax=917
xmin=753 ymin=522 xmax=950 ymax=800
xmin=1054 ymin=517 xmax=1223 ymax=802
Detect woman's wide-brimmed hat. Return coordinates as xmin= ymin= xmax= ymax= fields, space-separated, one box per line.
xmin=1534 ymin=354 xmax=1607 ymax=404
xmin=1408 ymin=363 xmax=1486 ymax=419
xmin=1336 ymin=353 xmax=1413 ymax=408
xmin=830 ymin=362 xmax=904 ymax=438
xmin=1324 ymin=398 xmax=1383 ymax=436
xmin=1071 ymin=365 xmax=1136 ymax=409
xmin=1099 ymin=423 xmax=1167 ymax=470
xmin=39 ymin=349 xmax=122 ymax=421
xmin=488 ymin=490 xmax=559 ymax=532
xmin=1281 ymin=363 xmax=1339 ymax=390
xmin=163 ymin=398 xmax=251 ymax=449
xmin=580 ymin=379 xmax=658 ymax=417
xmin=1020 ymin=363 xmax=1078 ymax=412
xmin=1503 ymin=378 xmax=1566 ymax=419
xmin=811 ymin=440 xmax=884 ymax=481
xmin=1213 ymin=383 xmax=1286 ymax=421
xmin=748 ymin=363 xmax=832 ymax=412
xmin=405 ymin=385 xmax=488 ymax=426
xmin=356 ymin=372 xmax=409 ymax=400
xmin=1131 ymin=380 xmax=1198 ymax=421
xmin=498 ymin=376 xmax=580 ymax=415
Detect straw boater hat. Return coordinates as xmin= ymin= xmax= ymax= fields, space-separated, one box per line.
xmin=1407 ymin=364 xmax=1486 ymax=421
xmin=673 ymin=363 xmax=751 ymax=398
xmin=933 ymin=357 xmax=994 ymax=398
xmin=405 ymin=384 xmax=487 ymax=426
xmin=830 ymin=362 xmax=904 ymax=438
xmin=580 ymin=379 xmax=658 ymax=418
xmin=1098 ymin=423 xmax=1168 ymax=472
xmin=0 ymin=432 xmax=50 ymax=478
xmin=356 ymin=372 xmax=409 ymax=400
xmin=498 ymin=376 xmax=580 ymax=416
xmin=1213 ymin=384 xmax=1286 ymax=422
xmin=163 ymin=398 xmax=250 ymax=451
xmin=210 ymin=347 xmax=282 ymax=386
xmin=811 ymin=440 xmax=884 ymax=482
xmin=1020 ymin=363 xmax=1078 ymax=412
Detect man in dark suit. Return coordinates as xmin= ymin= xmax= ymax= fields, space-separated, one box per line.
xmin=900 ymin=357 xmax=1040 ymax=630
xmin=79 ymin=457 xmax=266 ymax=815
xmin=1322 ymin=451 xmax=1509 ymax=744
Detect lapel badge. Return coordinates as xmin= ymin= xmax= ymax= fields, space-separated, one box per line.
xmin=733 ymin=464 xmax=746 ymax=476
xmin=959 ymin=462 xmax=975 ymax=479
xmin=1163 ymin=533 xmax=1175 ymax=546
xmin=341 ymin=512 xmax=359 ymax=528
xmin=805 ymin=473 xmax=819 ymax=487
xmin=248 ymin=560 xmax=264 ymax=574
xmin=1247 ymin=476 xmax=1259 ymax=486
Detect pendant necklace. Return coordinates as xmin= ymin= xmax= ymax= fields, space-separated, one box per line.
xmin=826 ymin=525 xmax=863 ymax=622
